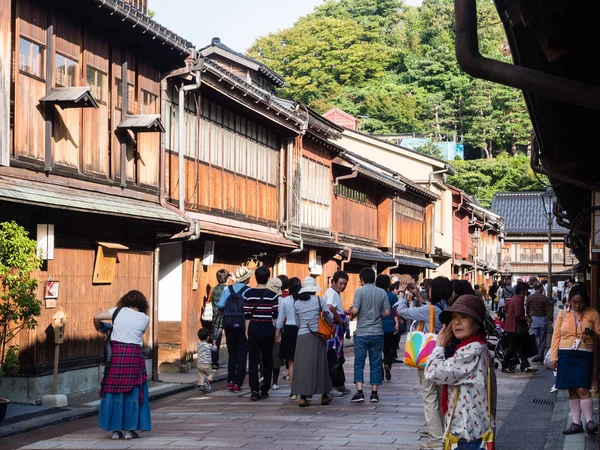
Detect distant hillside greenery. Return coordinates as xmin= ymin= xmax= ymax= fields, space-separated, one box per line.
xmin=247 ymin=0 xmax=532 ymax=161
xmin=448 ymin=154 xmax=547 ymax=208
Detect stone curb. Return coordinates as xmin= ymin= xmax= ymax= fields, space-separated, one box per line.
xmin=545 ymin=389 xmax=569 ymax=450
xmin=0 ymin=371 xmax=228 ymax=439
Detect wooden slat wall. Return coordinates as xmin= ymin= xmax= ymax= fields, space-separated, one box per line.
xmin=82 ymin=31 xmax=109 ymax=177
xmin=332 ymin=195 xmax=377 ymax=241
xmin=176 ymin=157 xmax=278 ymax=224
xmin=17 ymin=248 xmax=153 ymax=369
xmin=111 ymin=47 xmax=123 ymax=181
xmin=13 ymin=3 xmax=164 ymax=187
xmin=14 ymin=0 xmax=46 ymax=162
xmin=209 ymin=55 xmax=249 ymax=82
xmin=395 ymin=212 xmax=424 ymax=251
xmin=0 ymin=0 xmax=10 ymax=165
xmin=52 ymin=16 xmax=81 ymax=169
xmin=137 ymin=60 xmax=159 ymax=187
xmin=377 ymin=197 xmax=392 ymax=248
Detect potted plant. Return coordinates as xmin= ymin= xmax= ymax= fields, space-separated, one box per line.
xmin=0 ymin=221 xmax=42 ymax=394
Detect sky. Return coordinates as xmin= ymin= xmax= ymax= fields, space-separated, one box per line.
xmin=150 ymin=0 xmax=423 ymax=53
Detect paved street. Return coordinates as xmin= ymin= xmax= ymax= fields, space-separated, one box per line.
xmin=5 ymin=348 xmax=540 ymax=450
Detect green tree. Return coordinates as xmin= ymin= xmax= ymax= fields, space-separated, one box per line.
xmin=415 ymin=141 xmax=445 ymax=159
xmin=0 ymin=221 xmax=42 ymax=379
xmin=448 ymin=154 xmax=547 ymax=207
xmin=248 ymin=16 xmax=397 ymax=105
xmin=247 ymin=0 xmax=532 ymax=157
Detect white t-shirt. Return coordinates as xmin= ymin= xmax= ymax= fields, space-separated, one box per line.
xmin=109 ymin=307 xmax=150 ymax=346
xmin=324 ymin=287 xmax=344 ymax=315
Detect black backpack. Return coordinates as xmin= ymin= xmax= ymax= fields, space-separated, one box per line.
xmin=222 ymin=285 xmax=250 ymax=330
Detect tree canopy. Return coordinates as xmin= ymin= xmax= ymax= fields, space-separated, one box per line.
xmin=448 ymin=154 xmax=548 ymax=208
xmin=247 ymin=0 xmax=532 ymax=159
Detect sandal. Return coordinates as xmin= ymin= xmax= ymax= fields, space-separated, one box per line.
xmin=111 ymin=431 xmax=122 ymax=440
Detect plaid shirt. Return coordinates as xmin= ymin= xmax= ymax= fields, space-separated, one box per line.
xmin=100 ymin=341 xmax=147 ymax=401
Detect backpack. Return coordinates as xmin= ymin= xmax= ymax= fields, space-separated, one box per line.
xmin=222 ymin=285 xmax=250 ymax=330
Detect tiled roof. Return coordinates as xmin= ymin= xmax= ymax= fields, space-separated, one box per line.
xmin=199 ymin=38 xmax=286 ymax=87
xmin=491 ymin=192 xmax=568 ymax=234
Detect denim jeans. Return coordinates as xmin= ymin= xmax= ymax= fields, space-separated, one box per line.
xmin=353 ymin=334 xmax=384 ymax=385
xmin=529 ymin=316 xmax=547 ymax=359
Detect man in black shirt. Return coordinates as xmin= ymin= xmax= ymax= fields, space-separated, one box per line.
xmin=243 ymin=265 xmax=279 ymax=401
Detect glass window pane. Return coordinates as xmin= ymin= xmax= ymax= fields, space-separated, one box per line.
xmin=19 ymin=37 xmax=44 ymax=78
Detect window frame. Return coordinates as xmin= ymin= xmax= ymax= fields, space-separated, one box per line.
xmin=115 ymin=77 xmax=135 ymax=114
xmin=86 ymin=65 xmax=108 ymax=104
xmin=18 ymin=36 xmax=45 ymax=80
xmin=55 ymin=52 xmax=78 ymax=87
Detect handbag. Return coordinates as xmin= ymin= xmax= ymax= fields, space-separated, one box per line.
xmin=403 ymin=304 xmax=437 ymax=368
xmin=444 ymin=354 xmax=495 ymax=450
xmin=308 ymin=297 xmax=334 ymax=342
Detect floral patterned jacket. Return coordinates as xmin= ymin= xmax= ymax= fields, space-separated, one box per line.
xmin=424 ymin=342 xmax=495 ymax=441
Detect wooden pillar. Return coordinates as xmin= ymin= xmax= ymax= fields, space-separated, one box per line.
xmin=0 ymin=0 xmax=11 ymax=166
xmin=120 ymin=51 xmax=128 ymax=188
xmin=44 ymin=11 xmax=54 ymax=172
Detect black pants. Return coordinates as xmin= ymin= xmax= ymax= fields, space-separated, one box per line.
xmin=393 ymin=332 xmax=401 ymax=359
xmin=225 ymin=329 xmax=247 ymax=387
xmin=327 ymin=345 xmax=346 ymax=390
xmin=248 ymin=334 xmax=274 ymax=393
xmin=383 ymin=332 xmax=396 ymax=367
xmin=503 ymin=332 xmax=530 ymax=371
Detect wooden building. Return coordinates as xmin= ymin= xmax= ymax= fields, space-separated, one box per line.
xmin=491 ymin=191 xmax=573 ymax=284
xmin=156 ymin=38 xmax=306 ymax=371
xmin=285 ymin=124 xmax=438 ymax=309
xmin=0 ymin=0 xmax=193 ymax=402
xmin=323 ymin=112 xmax=457 ymax=279
xmin=449 ymin=185 xmax=503 ymax=290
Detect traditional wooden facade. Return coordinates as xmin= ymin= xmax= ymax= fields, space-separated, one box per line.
xmin=284 ymin=127 xmax=438 ymax=310
xmin=450 ymin=185 xmax=503 ymax=290
xmin=491 ymin=191 xmax=573 ymax=284
xmin=0 ymin=0 xmax=192 ymax=402
xmin=156 ymin=39 xmax=306 ymax=370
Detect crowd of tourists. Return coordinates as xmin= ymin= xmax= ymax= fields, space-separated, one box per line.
xmin=93 ymin=267 xmax=600 ymax=448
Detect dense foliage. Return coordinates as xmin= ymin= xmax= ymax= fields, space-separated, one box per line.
xmin=248 ymin=0 xmax=532 ymax=160
xmin=448 ymin=154 xmax=547 ymax=208
xmin=0 ymin=221 xmax=42 ymax=379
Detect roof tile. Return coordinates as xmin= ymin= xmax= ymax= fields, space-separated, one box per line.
xmin=491 ymin=192 xmax=568 ymax=234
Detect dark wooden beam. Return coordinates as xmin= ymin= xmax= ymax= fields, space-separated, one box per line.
xmin=44 ymin=11 xmax=54 ymax=173
xmin=120 ymin=51 xmax=128 ymax=189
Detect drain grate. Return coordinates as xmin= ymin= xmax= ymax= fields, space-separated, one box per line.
xmin=531 ymin=398 xmax=555 ymax=406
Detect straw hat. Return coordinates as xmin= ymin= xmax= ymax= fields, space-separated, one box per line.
xmin=266 ymin=277 xmax=283 ymax=296
xmin=439 ymin=294 xmax=486 ymax=326
xmin=234 ymin=266 xmax=254 ymax=283
xmin=297 ymin=276 xmax=322 ymax=294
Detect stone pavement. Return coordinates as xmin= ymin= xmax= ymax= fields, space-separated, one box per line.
xmin=0 ymin=367 xmax=226 ymax=439
xmin=16 ymin=348 xmax=537 ymax=450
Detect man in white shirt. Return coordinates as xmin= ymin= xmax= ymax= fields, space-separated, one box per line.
xmin=325 ymin=270 xmax=350 ymax=397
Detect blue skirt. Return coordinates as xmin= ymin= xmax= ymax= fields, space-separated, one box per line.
xmin=556 ymin=349 xmax=593 ymax=389
xmin=98 ymin=381 xmax=151 ymax=431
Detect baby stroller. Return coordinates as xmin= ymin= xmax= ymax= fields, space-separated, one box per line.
xmin=484 ymin=315 xmax=516 ymax=369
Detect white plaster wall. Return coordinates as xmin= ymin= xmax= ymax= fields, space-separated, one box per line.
xmin=158 ymin=242 xmax=182 ymax=322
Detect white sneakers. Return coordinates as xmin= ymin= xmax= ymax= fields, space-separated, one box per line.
xmin=272 ymin=383 xmax=280 ymax=390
